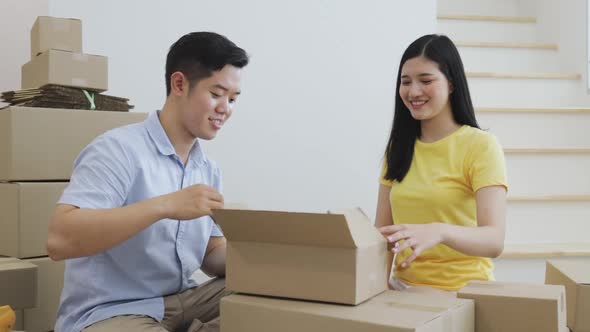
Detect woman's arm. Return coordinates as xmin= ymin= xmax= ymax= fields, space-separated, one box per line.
xmin=379 ymin=185 xmax=506 ymax=267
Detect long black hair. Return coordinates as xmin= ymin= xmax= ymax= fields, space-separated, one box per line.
xmin=384 ymin=34 xmax=479 ymax=183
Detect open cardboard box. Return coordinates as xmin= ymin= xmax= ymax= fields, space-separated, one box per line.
xmin=213 ymin=208 xmax=388 ymax=305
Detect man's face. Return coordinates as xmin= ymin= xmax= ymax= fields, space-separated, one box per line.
xmin=178 ymin=65 xmax=242 ymax=140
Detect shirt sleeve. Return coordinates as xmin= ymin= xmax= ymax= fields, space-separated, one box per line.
xmin=467 ymin=133 xmax=508 ymax=192
xmin=380 ymin=160 xmax=394 ymax=186
xmin=59 ymin=135 xmax=134 ymax=209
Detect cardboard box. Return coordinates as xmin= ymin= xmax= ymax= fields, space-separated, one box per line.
xmin=0 ymin=257 xmax=37 ymax=310
xmin=22 ymin=49 xmax=108 ymax=92
xmin=22 ymin=257 xmax=65 ymax=332
xmin=221 ymin=290 xmax=475 ymax=332
xmin=0 ymin=182 xmax=68 ymax=258
xmin=458 ymin=280 xmax=568 ymax=332
xmin=31 ymin=16 xmax=82 ymax=58
xmin=0 ymin=106 xmax=147 ymax=181
xmin=546 ymin=260 xmax=590 ymax=332
xmin=213 ymin=208 xmax=388 ymax=305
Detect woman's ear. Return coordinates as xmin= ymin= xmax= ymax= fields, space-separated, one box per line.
xmin=448 ymin=82 xmax=454 ymax=94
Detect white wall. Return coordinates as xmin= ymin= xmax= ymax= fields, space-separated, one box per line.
xmin=0 ymin=0 xmax=49 ymax=108
xmin=48 ymin=1 xmax=437 ymax=219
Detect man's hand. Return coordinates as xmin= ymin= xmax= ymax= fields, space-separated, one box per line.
xmin=378 ymin=223 xmax=444 ymax=268
xmin=161 ymin=184 xmax=224 ymax=220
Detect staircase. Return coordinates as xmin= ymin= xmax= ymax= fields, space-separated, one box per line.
xmin=437 ymin=0 xmax=590 ymax=283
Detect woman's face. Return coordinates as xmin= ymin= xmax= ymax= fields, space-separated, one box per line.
xmin=399 ymin=56 xmax=453 ymax=122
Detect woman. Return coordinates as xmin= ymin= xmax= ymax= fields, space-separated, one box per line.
xmin=376 ymin=34 xmax=508 ymax=292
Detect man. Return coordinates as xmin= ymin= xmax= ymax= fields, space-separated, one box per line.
xmin=47 ymin=31 xmax=249 ymax=332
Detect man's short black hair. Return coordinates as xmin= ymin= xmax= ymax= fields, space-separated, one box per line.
xmin=165 ymin=32 xmax=249 ymax=95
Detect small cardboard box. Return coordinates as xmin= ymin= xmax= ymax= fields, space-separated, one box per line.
xmin=0 ymin=106 xmax=147 ymax=181
xmin=31 ymin=16 xmax=82 ymax=58
xmin=0 ymin=257 xmax=38 ymax=310
xmin=458 ymin=280 xmax=568 ymax=332
xmin=22 ymin=49 xmax=108 ymax=92
xmin=0 ymin=182 xmax=68 ymax=258
xmin=20 ymin=257 xmax=65 ymax=332
xmin=221 ymin=290 xmax=475 ymax=332
xmin=213 ymin=208 xmax=388 ymax=305
xmin=546 ymin=260 xmax=590 ymax=332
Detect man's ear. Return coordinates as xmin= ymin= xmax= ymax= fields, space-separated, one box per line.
xmin=170 ymin=72 xmax=188 ymax=96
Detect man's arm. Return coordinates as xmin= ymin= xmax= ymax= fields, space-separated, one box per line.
xmin=47 ymin=184 xmax=223 ymax=261
xmin=200 ymin=236 xmax=227 ymax=277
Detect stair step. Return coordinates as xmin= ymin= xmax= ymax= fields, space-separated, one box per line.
xmin=505 ymin=154 xmax=590 ymax=196
xmin=437 ymin=20 xmax=538 ymax=43
xmin=479 ymin=111 xmax=590 ymax=146
xmin=438 ymin=14 xmax=536 ymax=23
xmin=456 ymin=41 xmax=557 ymax=50
xmin=469 ymin=78 xmax=589 ymax=107
xmin=505 ymin=202 xmax=590 ymax=244
xmin=467 ymin=72 xmax=581 ymax=80
xmin=508 ymin=195 xmax=590 ymax=202
xmin=477 ymin=107 xmax=590 ymax=113
xmin=459 ymin=47 xmax=560 ymax=72
xmin=437 ymin=0 xmax=525 ymax=17
xmin=500 ymin=243 xmax=590 ymax=259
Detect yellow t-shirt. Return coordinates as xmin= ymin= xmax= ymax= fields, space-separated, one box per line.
xmin=380 ymin=125 xmax=507 ymax=291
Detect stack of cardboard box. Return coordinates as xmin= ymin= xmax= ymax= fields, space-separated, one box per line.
xmin=214 ymin=208 xmax=476 ymax=332
xmin=0 ymin=16 xmax=147 ymax=332
xmin=22 ymin=16 xmax=107 ymax=93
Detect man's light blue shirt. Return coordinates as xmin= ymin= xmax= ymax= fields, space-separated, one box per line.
xmin=55 ymin=111 xmax=223 ymax=332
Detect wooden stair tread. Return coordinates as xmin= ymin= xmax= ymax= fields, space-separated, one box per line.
xmin=476 ymin=107 xmax=590 ymax=113
xmin=467 ymin=72 xmax=581 ymax=80
xmin=456 ymin=41 xmax=557 ymax=50
xmin=438 ymin=14 xmax=536 ymax=23
xmin=500 ymin=243 xmax=590 ymax=258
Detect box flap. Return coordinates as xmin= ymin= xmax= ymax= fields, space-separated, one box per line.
xmin=547 ymin=260 xmax=590 ymax=285
xmin=213 ymin=209 xmax=357 ymax=248
xmin=459 ymin=280 xmax=564 ymax=300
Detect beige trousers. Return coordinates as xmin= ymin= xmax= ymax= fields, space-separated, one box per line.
xmin=83 ymin=278 xmax=230 ymax=332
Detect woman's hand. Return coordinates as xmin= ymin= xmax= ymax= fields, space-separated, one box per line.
xmin=378 ymin=223 xmax=445 ymax=268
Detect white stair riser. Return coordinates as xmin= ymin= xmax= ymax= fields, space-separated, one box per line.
xmin=459 ymin=47 xmax=561 ymax=72
xmin=479 ymin=113 xmax=590 ymax=147
xmin=493 ymin=257 xmax=589 ymax=283
xmin=505 ymin=202 xmax=590 ymax=244
xmin=505 ymin=154 xmax=590 ymax=195
xmin=438 ymin=20 xmax=538 ymax=43
xmin=468 ymin=78 xmax=587 ymax=107
xmin=438 ymin=0 xmax=524 ymax=16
